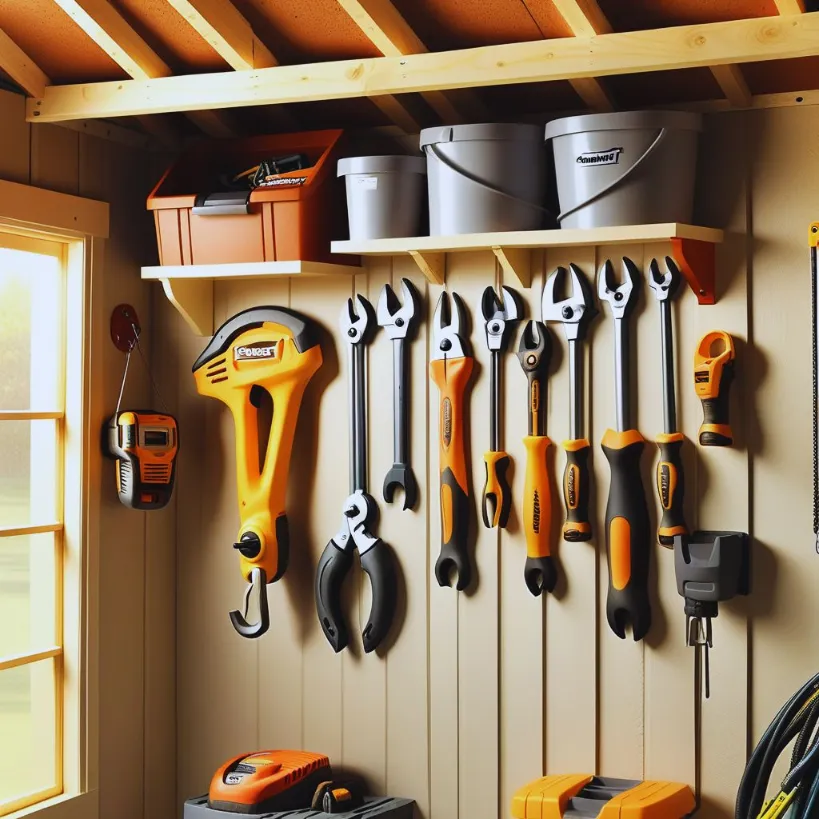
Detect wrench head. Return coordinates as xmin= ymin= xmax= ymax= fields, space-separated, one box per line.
xmin=339 ymin=294 xmax=375 ymax=344
xmin=480 ymin=285 xmax=521 ymax=351
xmin=431 ymin=291 xmax=468 ymax=360
xmin=542 ymin=263 xmax=596 ymax=340
xmin=383 ymin=463 xmax=418 ymax=510
xmin=597 ymin=257 xmax=639 ymax=319
xmin=648 ymin=256 xmax=680 ymax=303
xmin=516 ymin=320 xmax=550 ymax=375
xmin=376 ymin=278 xmax=420 ymax=340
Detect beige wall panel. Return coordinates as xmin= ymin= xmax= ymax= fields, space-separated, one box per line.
xmin=0 ymin=90 xmax=30 ymax=184
xmin=543 ymin=246 xmax=598 ymax=777
xmin=499 ymin=254 xmax=545 ymax=815
xmin=31 ymin=123 xmax=79 ymax=196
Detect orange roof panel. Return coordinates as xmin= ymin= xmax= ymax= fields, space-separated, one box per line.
xmin=596 ymin=0 xmax=780 ymax=31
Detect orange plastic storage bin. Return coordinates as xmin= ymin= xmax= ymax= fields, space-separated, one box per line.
xmin=147 ymin=130 xmax=347 ymax=266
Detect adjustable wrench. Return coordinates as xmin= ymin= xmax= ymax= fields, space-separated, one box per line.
xmin=315 ymin=295 xmax=396 ymax=653
xmin=542 ymin=264 xmax=596 ymax=543
xmin=376 ymin=278 xmax=420 ymax=510
xmin=598 ymin=258 xmax=651 ymax=641
xmin=430 ymin=292 xmax=474 ymax=590
xmin=479 ymin=285 xmax=521 ymax=529
xmin=648 ymin=256 xmax=688 ymax=547
xmin=517 ymin=321 xmax=557 ymax=596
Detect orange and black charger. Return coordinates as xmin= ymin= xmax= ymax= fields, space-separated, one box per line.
xmin=105 ymin=411 xmax=178 ymax=510
xmin=694 ymin=331 xmax=736 ymax=447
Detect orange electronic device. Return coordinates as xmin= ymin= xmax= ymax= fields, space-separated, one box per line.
xmin=105 ymin=411 xmax=178 ymax=510
xmin=694 ymin=331 xmax=736 ymax=447
xmin=208 ymin=751 xmax=331 ymax=815
xmin=512 ymin=775 xmax=695 ymax=819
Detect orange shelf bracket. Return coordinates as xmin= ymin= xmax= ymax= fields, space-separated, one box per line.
xmin=670 ymin=237 xmax=716 ymax=305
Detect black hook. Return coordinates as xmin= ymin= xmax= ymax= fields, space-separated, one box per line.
xmin=229 ymin=566 xmax=270 ymax=638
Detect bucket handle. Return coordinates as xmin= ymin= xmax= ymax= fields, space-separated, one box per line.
xmin=424 ymin=143 xmax=553 ymax=218
xmin=557 ymin=128 xmax=668 ymax=223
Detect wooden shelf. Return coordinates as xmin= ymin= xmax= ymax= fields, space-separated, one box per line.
xmin=332 ymin=223 xmax=723 ymax=301
xmin=141 ymin=260 xmax=362 ymax=335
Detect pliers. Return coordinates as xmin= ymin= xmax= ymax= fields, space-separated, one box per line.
xmin=430 ymin=292 xmax=474 ymax=590
xmin=315 ymin=295 xmax=396 ymax=653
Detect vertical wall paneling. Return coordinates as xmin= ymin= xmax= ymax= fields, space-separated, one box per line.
xmin=0 ymin=90 xmax=30 ymax=184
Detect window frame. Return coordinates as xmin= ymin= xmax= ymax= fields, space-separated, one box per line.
xmin=0 ymin=179 xmax=108 ymax=819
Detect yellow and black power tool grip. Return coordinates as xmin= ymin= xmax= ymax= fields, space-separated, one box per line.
xmin=482 ymin=451 xmax=511 ymax=529
xmin=522 ymin=436 xmax=556 ymax=596
xmin=562 ymin=439 xmax=592 ymax=542
xmin=602 ymin=429 xmax=651 ymax=641
xmin=430 ymin=356 xmax=473 ymax=591
xmin=656 ymin=432 xmax=687 ymax=547
xmin=694 ymin=331 xmax=735 ymax=447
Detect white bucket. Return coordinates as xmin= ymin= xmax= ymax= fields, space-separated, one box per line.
xmin=338 ymin=155 xmax=427 ymax=240
xmin=420 ymin=123 xmax=547 ymax=235
xmin=545 ymin=111 xmax=702 ymax=229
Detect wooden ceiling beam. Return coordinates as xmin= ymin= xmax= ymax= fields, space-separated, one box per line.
xmin=337 ymin=0 xmax=489 ymax=123
xmin=0 ymin=27 xmax=50 ymax=97
xmin=52 ymin=0 xmax=239 ymax=135
xmin=26 ymin=12 xmax=819 ymax=122
xmin=775 ymin=0 xmax=805 ymax=13
xmin=710 ymin=63 xmax=752 ymax=107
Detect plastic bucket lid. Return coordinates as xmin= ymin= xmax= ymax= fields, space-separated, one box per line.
xmin=338 ymin=155 xmax=427 ymax=176
xmin=545 ymin=110 xmax=703 ymax=140
xmin=420 ymin=123 xmax=543 ymax=149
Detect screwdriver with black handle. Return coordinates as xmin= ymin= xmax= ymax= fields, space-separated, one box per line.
xmin=598 ymin=258 xmax=652 ymax=641
xmin=648 ymin=257 xmax=688 ymax=547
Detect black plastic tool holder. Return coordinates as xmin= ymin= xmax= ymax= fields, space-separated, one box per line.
xmin=673 ymin=530 xmax=750 ymax=620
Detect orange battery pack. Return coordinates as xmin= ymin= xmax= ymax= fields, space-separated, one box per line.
xmin=512 ymin=775 xmax=695 ymax=819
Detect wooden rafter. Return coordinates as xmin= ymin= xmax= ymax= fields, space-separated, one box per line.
xmin=0 ymin=27 xmax=49 ymax=97
xmin=52 ymin=0 xmax=238 ymax=136
xmin=710 ymin=64 xmax=752 ymax=107
xmin=337 ymin=0 xmax=488 ymax=122
xmin=774 ymin=0 xmax=805 ymax=12
xmin=25 ymin=12 xmax=819 ymax=122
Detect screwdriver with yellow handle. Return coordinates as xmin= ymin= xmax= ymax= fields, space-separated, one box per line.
xmin=598 ymin=258 xmax=652 ymax=641
xmin=517 ymin=320 xmax=557 ymax=596
xmin=648 ymin=256 xmax=688 ymax=547
xmin=479 ymin=285 xmax=521 ymax=529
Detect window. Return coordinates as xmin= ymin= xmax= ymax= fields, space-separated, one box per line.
xmin=0 ymin=232 xmax=74 ymax=817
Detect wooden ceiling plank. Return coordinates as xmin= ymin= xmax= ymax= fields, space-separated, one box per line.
xmin=775 ymin=0 xmax=806 ymax=13
xmin=370 ymin=95 xmax=422 ymax=133
xmin=26 ymin=12 xmax=819 ymax=122
xmin=337 ymin=0 xmax=488 ymax=124
xmin=570 ymin=77 xmax=614 ymax=112
xmin=164 ymin=0 xmax=277 ymax=69
xmin=53 ymin=0 xmax=239 ymax=135
xmin=710 ymin=63 xmax=752 ymax=107
xmin=0 ymin=27 xmax=50 ymax=97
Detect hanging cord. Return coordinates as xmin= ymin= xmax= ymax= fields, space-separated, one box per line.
xmin=114 ymin=347 xmax=132 ymax=417
xmin=113 ymin=322 xmax=168 ymax=415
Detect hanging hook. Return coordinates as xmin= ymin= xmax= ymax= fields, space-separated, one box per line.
xmin=229 ymin=566 xmax=270 ymax=639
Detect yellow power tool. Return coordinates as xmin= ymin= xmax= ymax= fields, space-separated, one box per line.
xmin=193 ymin=307 xmax=322 ymax=638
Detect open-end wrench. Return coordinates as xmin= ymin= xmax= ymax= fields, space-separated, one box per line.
xmin=479 ymin=285 xmax=521 ymax=529
xmin=430 ymin=292 xmax=474 ymax=590
xmin=648 ymin=256 xmax=688 ymax=547
xmin=542 ymin=264 xmax=596 ymax=543
xmin=517 ymin=321 xmax=557 ymax=596
xmin=598 ymin=258 xmax=651 ymax=641
xmin=377 ymin=278 xmax=420 ymax=510
xmin=315 ymin=295 xmax=396 ymax=653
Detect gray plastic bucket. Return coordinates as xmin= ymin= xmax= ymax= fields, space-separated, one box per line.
xmin=338 ymin=155 xmax=427 ymax=240
xmin=420 ymin=123 xmax=547 ymax=235
xmin=544 ymin=111 xmax=702 ymax=229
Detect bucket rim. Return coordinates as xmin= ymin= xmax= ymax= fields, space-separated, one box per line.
xmin=337 ymin=155 xmax=427 ymax=177
xmin=420 ymin=122 xmax=543 ymax=148
xmin=545 ymin=110 xmax=703 ymax=140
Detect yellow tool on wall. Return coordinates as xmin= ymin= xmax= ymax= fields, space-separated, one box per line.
xmin=193 ymin=307 xmax=323 ymax=639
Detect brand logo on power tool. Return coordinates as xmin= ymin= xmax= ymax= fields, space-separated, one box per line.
xmin=567 ymin=465 xmax=577 ymax=508
xmin=225 ymin=773 xmax=246 ymax=785
xmin=443 ymin=398 xmax=452 ymax=446
xmin=576 ymin=147 xmax=623 ymax=166
xmin=660 ymin=464 xmax=671 ymax=508
xmin=234 ymin=341 xmax=277 ymax=361
xmin=532 ymin=490 xmax=541 ymax=534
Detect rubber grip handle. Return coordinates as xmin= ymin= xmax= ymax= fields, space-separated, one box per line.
xmin=482 ymin=451 xmax=511 ymax=529
xmin=656 ymin=432 xmax=687 ymax=548
xmin=699 ymin=361 xmax=734 ymax=446
xmin=359 ymin=540 xmax=397 ymax=654
xmin=562 ymin=440 xmax=592 ymax=542
xmin=601 ymin=429 xmax=651 ymax=641
xmin=435 ymin=467 xmax=471 ymax=590
xmin=522 ymin=436 xmax=556 ymax=596
xmin=315 ymin=542 xmax=353 ymax=653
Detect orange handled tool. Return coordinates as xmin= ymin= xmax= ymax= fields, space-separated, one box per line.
xmin=517 ymin=321 xmax=556 ymax=596
xmin=598 ymin=259 xmax=652 ymax=641
xmin=430 ymin=292 xmax=474 ymax=591
xmin=694 ymin=331 xmax=735 ymax=447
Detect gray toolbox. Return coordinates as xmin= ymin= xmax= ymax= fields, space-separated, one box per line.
xmin=184 ymin=796 xmax=415 ymax=819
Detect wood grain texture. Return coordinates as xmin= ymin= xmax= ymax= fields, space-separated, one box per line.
xmin=0 ymin=28 xmax=50 ymax=97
